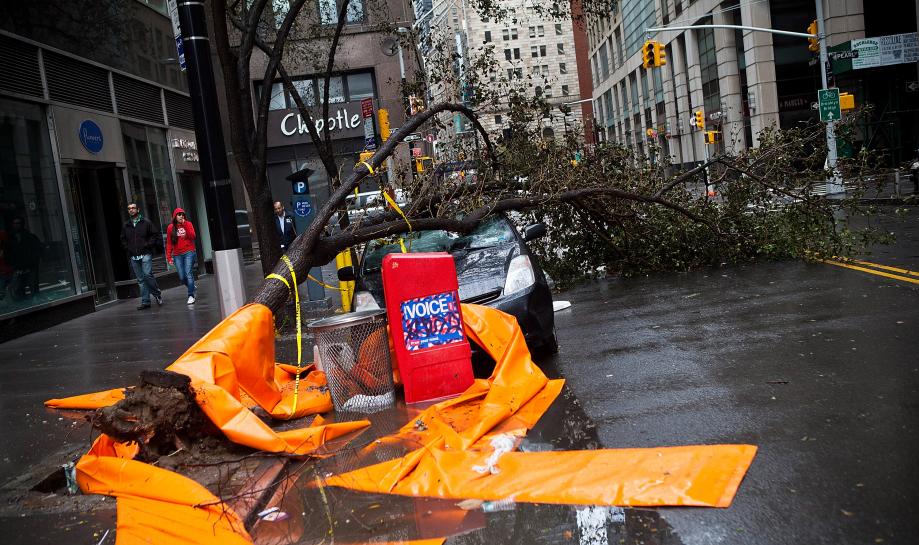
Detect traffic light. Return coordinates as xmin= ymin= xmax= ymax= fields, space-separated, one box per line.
xmin=641 ymin=40 xmax=654 ymax=69
xmin=693 ymin=110 xmax=705 ymax=130
xmin=652 ymin=41 xmax=666 ymax=67
xmin=807 ymin=20 xmax=819 ymax=52
xmin=377 ymin=108 xmax=390 ymax=141
xmin=704 ymin=131 xmax=721 ymax=145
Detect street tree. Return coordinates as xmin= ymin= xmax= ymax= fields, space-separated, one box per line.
xmin=209 ymin=1 xmax=884 ymax=317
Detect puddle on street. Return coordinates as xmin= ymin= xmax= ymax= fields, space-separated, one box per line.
xmin=254 ymin=358 xmax=684 ymax=545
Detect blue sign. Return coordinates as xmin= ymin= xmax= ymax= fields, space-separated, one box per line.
xmin=292 ymin=180 xmax=308 ymax=194
xmin=78 ymin=120 xmax=104 ymax=154
xmin=175 ymin=36 xmax=186 ymax=71
xmin=400 ymin=291 xmax=464 ymax=351
xmin=294 ymin=199 xmax=312 ymax=217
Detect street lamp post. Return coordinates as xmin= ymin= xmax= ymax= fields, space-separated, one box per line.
xmin=172 ymin=0 xmax=246 ymax=317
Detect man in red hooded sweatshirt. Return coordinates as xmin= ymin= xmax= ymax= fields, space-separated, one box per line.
xmin=165 ymin=208 xmax=198 ymax=305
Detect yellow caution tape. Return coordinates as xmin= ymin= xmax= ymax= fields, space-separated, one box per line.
xmin=266 ymin=256 xmax=303 ymax=414
xmin=358 ymin=161 xmax=375 ymax=176
xmin=383 ymin=190 xmax=411 ymax=253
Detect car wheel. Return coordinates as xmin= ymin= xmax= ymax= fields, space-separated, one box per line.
xmin=532 ymin=329 xmax=559 ymax=358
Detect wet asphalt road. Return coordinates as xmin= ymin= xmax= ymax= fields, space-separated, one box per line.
xmin=550 ymin=209 xmax=919 ymax=545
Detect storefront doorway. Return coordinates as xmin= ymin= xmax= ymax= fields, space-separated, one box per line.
xmin=67 ymin=164 xmax=126 ymax=305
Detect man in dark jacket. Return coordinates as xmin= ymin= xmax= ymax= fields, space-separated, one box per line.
xmin=274 ymin=201 xmax=297 ymax=251
xmin=120 ymin=203 xmax=163 ymax=310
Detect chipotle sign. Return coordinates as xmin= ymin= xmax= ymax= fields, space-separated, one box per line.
xmin=267 ymin=101 xmax=367 ymax=147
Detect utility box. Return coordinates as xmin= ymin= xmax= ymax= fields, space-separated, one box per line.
xmin=382 ymin=252 xmax=474 ymax=403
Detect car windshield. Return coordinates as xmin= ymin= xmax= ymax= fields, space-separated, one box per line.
xmin=361 ymin=216 xmax=516 ymax=272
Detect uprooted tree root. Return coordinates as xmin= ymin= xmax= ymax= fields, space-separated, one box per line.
xmin=92 ymin=370 xmax=221 ymax=463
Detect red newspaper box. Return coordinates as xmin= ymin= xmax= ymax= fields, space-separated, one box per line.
xmin=382 ymin=252 xmax=474 ymax=403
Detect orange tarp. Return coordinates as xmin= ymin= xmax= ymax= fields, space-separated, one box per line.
xmin=45 ymin=304 xmax=362 ymax=455
xmin=76 ymin=435 xmax=253 ymax=545
xmin=327 ymin=444 xmax=757 ymax=507
xmin=323 ymin=303 xmax=757 ymax=508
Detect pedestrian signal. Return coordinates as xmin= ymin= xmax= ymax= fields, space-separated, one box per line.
xmin=378 ymin=108 xmax=390 ymax=141
xmin=703 ymin=131 xmax=721 ymax=145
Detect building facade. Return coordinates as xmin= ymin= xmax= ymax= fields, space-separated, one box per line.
xmin=418 ymin=0 xmax=587 ymax=150
xmin=247 ymin=0 xmax=419 ymax=212
xmin=0 ymin=1 xmax=229 ymax=340
xmin=586 ymin=0 xmax=918 ymax=168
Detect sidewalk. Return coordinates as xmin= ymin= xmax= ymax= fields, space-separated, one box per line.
xmin=0 ymin=262 xmax=313 ymax=486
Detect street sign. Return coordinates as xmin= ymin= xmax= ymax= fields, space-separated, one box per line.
xmin=404 ymin=133 xmax=423 ymax=143
xmin=411 ymin=147 xmax=422 ymax=158
xmin=165 ymin=0 xmax=186 ymax=71
xmin=818 ymin=88 xmax=841 ymax=122
xmin=291 ymin=180 xmax=308 ymax=194
xmin=294 ymin=199 xmax=312 ymax=217
xmin=360 ymin=97 xmax=376 ymax=150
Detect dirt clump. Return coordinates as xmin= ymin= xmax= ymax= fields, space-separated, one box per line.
xmin=93 ymin=370 xmax=220 ymax=462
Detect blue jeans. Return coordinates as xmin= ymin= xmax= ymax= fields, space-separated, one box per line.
xmin=130 ymin=254 xmax=161 ymax=305
xmin=173 ymin=251 xmax=197 ymax=297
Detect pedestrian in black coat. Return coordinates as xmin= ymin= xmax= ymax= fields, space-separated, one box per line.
xmin=273 ymin=201 xmax=297 ymax=251
xmin=120 ymin=203 xmax=163 ymax=309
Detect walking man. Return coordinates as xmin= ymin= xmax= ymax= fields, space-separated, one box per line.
xmin=274 ymin=201 xmax=297 ymax=251
xmin=121 ymin=203 xmax=163 ymax=310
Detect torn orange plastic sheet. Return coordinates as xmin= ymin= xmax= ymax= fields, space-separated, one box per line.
xmin=327 ymin=443 xmax=757 ymax=507
xmin=44 ymin=304 xmax=368 ymax=455
xmin=46 ymin=304 xmax=331 ymax=419
xmin=325 ymin=303 xmax=757 ymax=508
xmin=77 ymin=435 xmax=253 ymax=545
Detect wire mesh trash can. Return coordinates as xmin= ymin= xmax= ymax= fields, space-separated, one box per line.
xmin=309 ymin=310 xmax=395 ymax=413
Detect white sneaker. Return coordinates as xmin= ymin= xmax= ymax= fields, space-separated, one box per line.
xmin=187 ymin=295 xmax=196 ymax=305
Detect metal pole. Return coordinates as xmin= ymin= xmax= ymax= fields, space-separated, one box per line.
xmin=174 ymin=0 xmax=247 ymax=316
xmin=815 ymin=0 xmax=842 ymax=195
xmin=646 ymin=24 xmax=815 ymax=39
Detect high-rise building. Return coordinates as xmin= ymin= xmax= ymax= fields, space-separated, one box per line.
xmin=586 ymin=0 xmax=918 ymax=168
xmin=418 ymin=0 xmax=588 ymax=150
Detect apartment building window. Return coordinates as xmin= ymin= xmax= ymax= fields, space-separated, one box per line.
xmin=529 ymin=26 xmax=536 ymax=38
xmin=495 ymin=115 xmax=503 ymax=124
xmin=599 ymin=43 xmax=610 ymax=80
xmin=317 ymin=0 xmax=364 ymax=25
xmin=557 ymin=43 xmax=565 ymax=54
xmin=555 ymin=23 xmax=563 ymax=35
xmin=545 ymin=85 xmax=553 ymax=97
xmin=535 ymin=86 xmax=543 ymax=97
xmin=629 ymin=73 xmax=639 ymax=114
xmin=451 ymin=7 xmax=458 ymax=24
xmin=537 ymin=25 xmax=545 ymax=37
xmin=640 ymin=69 xmax=649 ymax=107
xmin=559 ymin=62 xmax=567 ymax=74
xmin=562 ymin=84 xmax=570 ymax=96
xmin=531 ymin=45 xmax=547 ymax=57
xmin=697 ymin=23 xmax=721 ymax=119
xmin=502 ymin=28 xmax=518 ymax=40
xmin=484 ymin=30 xmax=492 ymax=43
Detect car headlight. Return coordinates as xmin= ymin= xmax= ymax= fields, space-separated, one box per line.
xmin=353 ymin=291 xmax=381 ymax=311
xmin=503 ymin=255 xmax=535 ymax=296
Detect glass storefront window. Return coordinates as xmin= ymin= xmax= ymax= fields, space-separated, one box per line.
xmin=347 ymin=73 xmax=374 ymax=100
xmin=122 ymin=122 xmax=177 ymax=275
xmin=0 ymin=98 xmax=77 ymax=315
xmin=317 ymin=76 xmax=345 ymax=104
